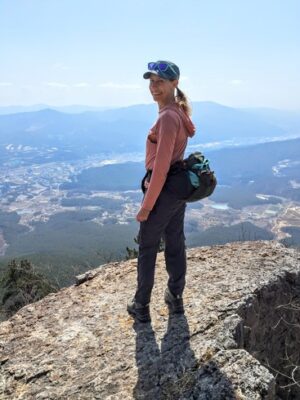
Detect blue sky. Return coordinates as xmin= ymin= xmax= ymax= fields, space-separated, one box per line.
xmin=0 ymin=0 xmax=299 ymax=109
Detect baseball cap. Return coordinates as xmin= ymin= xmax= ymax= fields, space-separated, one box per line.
xmin=143 ymin=60 xmax=180 ymax=80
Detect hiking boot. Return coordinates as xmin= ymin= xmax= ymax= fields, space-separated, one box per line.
xmin=164 ymin=287 xmax=184 ymax=314
xmin=127 ymin=299 xmax=151 ymax=323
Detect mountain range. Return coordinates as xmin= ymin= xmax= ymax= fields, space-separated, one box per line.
xmin=0 ymin=102 xmax=299 ymax=157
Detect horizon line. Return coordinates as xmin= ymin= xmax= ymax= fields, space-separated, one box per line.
xmin=0 ymin=101 xmax=299 ymax=113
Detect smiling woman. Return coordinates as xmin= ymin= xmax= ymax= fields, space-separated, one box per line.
xmin=127 ymin=60 xmax=196 ymax=323
xmin=149 ymin=75 xmax=176 ymax=106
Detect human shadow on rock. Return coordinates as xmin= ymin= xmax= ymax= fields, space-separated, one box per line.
xmin=133 ymin=314 xmax=237 ymax=399
xmin=132 ymin=320 xmax=161 ymax=399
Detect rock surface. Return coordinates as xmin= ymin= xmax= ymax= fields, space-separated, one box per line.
xmin=0 ymin=241 xmax=299 ymax=399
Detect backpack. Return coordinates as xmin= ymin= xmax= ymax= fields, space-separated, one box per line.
xmin=167 ymin=151 xmax=217 ymax=202
xmin=183 ymin=152 xmax=217 ymax=202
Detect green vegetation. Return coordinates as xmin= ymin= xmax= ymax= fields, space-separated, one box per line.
xmin=126 ymin=236 xmax=139 ymax=260
xmin=280 ymin=227 xmax=300 ymax=248
xmin=209 ymin=138 xmax=300 ymax=186
xmin=61 ymin=162 xmax=145 ymax=191
xmin=0 ymin=210 xmax=139 ymax=287
xmin=4 ymin=211 xmax=138 ymax=259
xmin=186 ymin=221 xmax=274 ymax=247
xmin=125 ymin=237 xmax=166 ymax=260
xmin=211 ymin=185 xmax=282 ymax=209
xmin=208 ymin=138 xmax=300 ymax=204
xmin=0 ymin=210 xmax=29 ymax=241
xmin=0 ymin=259 xmax=58 ymax=321
xmin=1 ymin=137 xmax=299 ymax=289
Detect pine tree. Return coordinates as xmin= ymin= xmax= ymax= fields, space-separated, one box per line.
xmin=0 ymin=259 xmax=58 ymax=320
xmin=125 ymin=237 xmax=165 ymax=260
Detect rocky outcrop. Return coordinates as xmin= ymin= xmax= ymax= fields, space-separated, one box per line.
xmin=0 ymin=241 xmax=299 ymax=399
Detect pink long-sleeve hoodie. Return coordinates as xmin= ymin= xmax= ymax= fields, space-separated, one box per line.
xmin=141 ymin=102 xmax=196 ymax=211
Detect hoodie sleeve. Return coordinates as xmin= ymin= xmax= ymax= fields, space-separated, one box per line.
xmin=141 ymin=110 xmax=180 ymax=211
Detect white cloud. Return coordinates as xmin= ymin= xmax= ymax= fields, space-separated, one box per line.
xmin=73 ymin=82 xmax=91 ymax=88
xmin=98 ymin=82 xmax=141 ymax=90
xmin=230 ymin=79 xmax=243 ymax=86
xmin=180 ymin=76 xmax=189 ymax=81
xmin=44 ymin=82 xmax=69 ymax=88
xmin=0 ymin=82 xmax=13 ymax=86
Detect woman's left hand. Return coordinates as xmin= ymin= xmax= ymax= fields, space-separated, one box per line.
xmin=136 ymin=207 xmax=150 ymax=222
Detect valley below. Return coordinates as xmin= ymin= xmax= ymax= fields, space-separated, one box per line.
xmin=0 ymin=148 xmax=299 ymax=265
xmin=0 ymin=103 xmax=300 ymax=286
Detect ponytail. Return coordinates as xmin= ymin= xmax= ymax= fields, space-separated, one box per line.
xmin=175 ymin=87 xmax=192 ymax=116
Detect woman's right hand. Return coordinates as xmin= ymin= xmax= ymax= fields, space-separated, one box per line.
xmin=136 ymin=207 xmax=150 ymax=222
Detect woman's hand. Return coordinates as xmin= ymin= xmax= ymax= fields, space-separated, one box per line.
xmin=136 ymin=207 xmax=150 ymax=222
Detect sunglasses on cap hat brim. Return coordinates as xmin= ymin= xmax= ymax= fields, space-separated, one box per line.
xmin=143 ymin=61 xmax=180 ymax=80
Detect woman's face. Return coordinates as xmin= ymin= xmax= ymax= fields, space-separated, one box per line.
xmin=149 ymin=74 xmax=178 ymax=106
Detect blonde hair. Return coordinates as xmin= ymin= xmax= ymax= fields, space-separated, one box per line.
xmin=175 ymin=87 xmax=192 ymax=116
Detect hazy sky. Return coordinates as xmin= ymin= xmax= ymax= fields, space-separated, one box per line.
xmin=1 ymin=0 xmax=299 ymax=109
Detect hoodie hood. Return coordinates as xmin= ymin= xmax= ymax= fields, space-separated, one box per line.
xmin=160 ymin=103 xmax=196 ymax=137
xmin=176 ymin=105 xmax=196 ymax=137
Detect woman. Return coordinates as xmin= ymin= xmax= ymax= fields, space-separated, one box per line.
xmin=127 ymin=60 xmax=196 ymax=322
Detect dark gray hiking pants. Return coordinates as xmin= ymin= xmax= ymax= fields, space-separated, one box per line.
xmin=135 ymin=188 xmax=187 ymax=305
